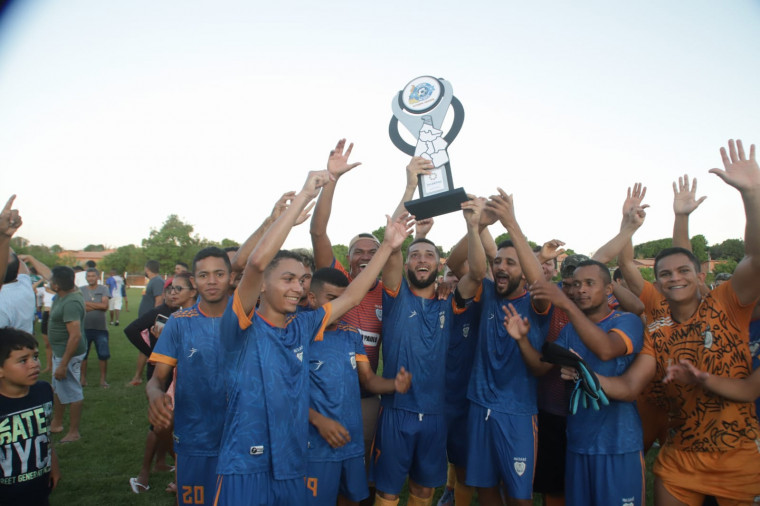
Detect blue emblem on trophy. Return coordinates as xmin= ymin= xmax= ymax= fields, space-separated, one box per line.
xmin=389 ymin=75 xmax=467 ymax=219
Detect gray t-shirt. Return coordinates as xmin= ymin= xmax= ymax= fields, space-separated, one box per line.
xmin=80 ymin=284 xmax=110 ymax=330
xmin=139 ymin=275 xmax=165 ymax=316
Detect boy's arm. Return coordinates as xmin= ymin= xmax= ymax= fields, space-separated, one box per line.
xmin=357 ymin=361 xmax=412 ymax=395
xmin=146 ymin=363 xmax=174 ymax=430
xmin=664 ymin=359 xmax=760 ymax=402
xmin=310 ymin=139 xmax=361 ymax=269
xmin=238 ymin=170 xmax=332 ymax=315
xmin=672 ymin=174 xmax=707 ymax=250
xmin=710 ymin=140 xmax=760 ymax=305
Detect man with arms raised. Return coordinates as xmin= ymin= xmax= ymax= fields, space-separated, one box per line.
xmin=214 ymin=168 xmax=412 ymax=505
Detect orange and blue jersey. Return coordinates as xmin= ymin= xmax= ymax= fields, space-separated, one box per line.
xmin=331 ymin=259 xmax=383 ymax=379
xmin=307 ymin=322 xmax=367 ymax=462
xmin=216 ymin=290 xmax=331 ymax=480
xmin=556 ymin=310 xmax=644 ymax=454
xmin=467 ymin=279 xmax=551 ymax=415
xmin=380 ymin=278 xmax=466 ymax=415
xmin=149 ymin=300 xmax=230 ymax=456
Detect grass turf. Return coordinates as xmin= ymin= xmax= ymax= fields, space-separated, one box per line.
xmin=38 ymin=288 xmax=657 ymax=505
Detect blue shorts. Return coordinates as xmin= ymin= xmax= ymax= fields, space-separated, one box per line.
xmin=214 ymin=472 xmax=304 ymax=506
xmin=176 ymin=454 xmax=218 ymax=505
xmin=306 ymin=456 xmax=368 ymax=504
xmin=465 ymin=404 xmax=537 ymax=500
xmin=445 ymin=406 xmax=469 ymax=468
xmin=84 ymin=329 xmax=110 ymax=360
xmin=369 ymin=407 xmax=447 ymax=495
xmin=565 ymin=451 xmax=644 ymax=506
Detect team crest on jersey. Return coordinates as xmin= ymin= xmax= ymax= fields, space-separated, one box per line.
xmin=703 ymin=328 xmax=713 ymax=349
xmin=462 ymin=324 xmax=470 ymax=338
xmin=439 ymin=311 xmax=446 ymax=329
xmin=513 ymin=458 xmax=526 ymax=476
xmin=293 ymin=345 xmax=304 ymax=362
xmin=375 ymin=305 xmax=382 ymax=321
xmin=350 ymin=352 xmax=357 ymax=370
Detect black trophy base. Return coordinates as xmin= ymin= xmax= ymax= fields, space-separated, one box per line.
xmin=404 ymin=188 xmax=468 ymax=220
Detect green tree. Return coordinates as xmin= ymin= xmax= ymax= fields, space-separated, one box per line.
xmin=710 ymin=238 xmax=744 ymax=262
xmin=141 ymin=215 xmax=206 ymax=273
xmin=690 ymin=234 xmax=709 ymax=263
xmin=639 ymin=267 xmax=655 ymax=282
xmin=332 ymin=244 xmax=348 ymax=270
xmin=101 ymin=244 xmax=147 ymax=274
xmin=634 ymin=238 xmax=672 ymax=258
xmin=220 ymin=238 xmax=240 ymax=249
xmin=83 ymin=244 xmax=105 ymax=252
xmin=10 ymin=238 xmax=69 ymax=268
xmin=713 ymin=259 xmax=737 ymax=276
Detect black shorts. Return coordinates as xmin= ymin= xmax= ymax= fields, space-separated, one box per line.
xmin=40 ymin=310 xmax=50 ymax=335
xmin=533 ymin=410 xmax=567 ymax=495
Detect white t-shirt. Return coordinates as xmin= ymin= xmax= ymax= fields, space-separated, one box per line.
xmin=0 ymin=274 xmax=36 ymax=334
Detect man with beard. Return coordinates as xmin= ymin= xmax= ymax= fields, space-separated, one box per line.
xmin=449 ymin=189 xmax=551 ymax=506
xmin=370 ymin=198 xmax=486 ymax=506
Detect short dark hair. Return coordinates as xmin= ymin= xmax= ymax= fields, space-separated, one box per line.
xmin=264 ymin=250 xmax=304 ymax=276
xmin=0 ymin=327 xmax=38 ymax=364
xmin=291 ymin=249 xmax=315 ymax=272
xmin=223 ymin=246 xmax=239 ymax=253
xmin=575 ymin=260 xmax=612 ymax=285
xmin=145 ymin=260 xmax=160 ymax=274
xmin=192 ymin=247 xmax=231 ymax=274
xmin=497 ymin=240 xmax=515 ymax=251
xmin=310 ymin=267 xmax=349 ymax=294
xmin=51 ymin=266 xmax=75 ymax=291
xmin=73 ymin=265 xmax=84 ymax=272
xmin=85 ymin=260 xmax=96 ymax=268
xmin=406 ymin=238 xmax=440 ymax=261
xmin=175 ymin=261 xmax=189 ymax=269
xmin=613 ymin=267 xmax=623 ymax=282
xmin=3 ymin=253 xmax=19 ymax=284
xmin=173 ymin=271 xmax=194 ymax=288
xmin=654 ymin=247 xmax=701 ymax=278
xmin=86 ymin=268 xmax=98 ymax=276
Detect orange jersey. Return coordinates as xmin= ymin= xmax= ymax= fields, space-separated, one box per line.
xmin=332 ymin=259 xmax=383 ymax=374
xmin=640 ymin=280 xmax=760 ymax=452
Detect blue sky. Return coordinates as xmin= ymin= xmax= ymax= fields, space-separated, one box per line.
xmin=1 ymin=0 xmax=758 ymax=255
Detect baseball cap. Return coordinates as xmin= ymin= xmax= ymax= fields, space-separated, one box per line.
xmin=348 ymin=233 xmax=381 ymax=255
xmin=560 ymin=254 xmax=591 ymax=278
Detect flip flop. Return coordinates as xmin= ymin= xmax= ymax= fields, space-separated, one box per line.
xmin=130 ymin=477 xmax=149 ymax=493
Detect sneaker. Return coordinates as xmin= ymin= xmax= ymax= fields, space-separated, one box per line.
xmin=437 ymin=487 xmax=454 ymax=506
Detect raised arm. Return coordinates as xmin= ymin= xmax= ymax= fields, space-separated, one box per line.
xmin=672 ymin=174 xmax=707 ymax=250
xmin=310 ymin=139 xmax=362 ymax=269
xmin=238 ymin=170 xmax=332 ymax=314
xmin=17 ymin=254 xmax=51 ymax=280
xmin=615 ymin=184 xmax=648 ymax=296
xmin=710 ymin=139 xmax=760 ymax=305
xmin=457 ymin=197 xmax=487 ymax=299
xmin=486 ymin=189 xmax=548 ymax=311
xmin=391 ymin=157 xmax=433 ymax=220
xmin=0 ymin=195 xmax=22 ymax=288
xmin=334 ymin=213 xmax=414 ymax=325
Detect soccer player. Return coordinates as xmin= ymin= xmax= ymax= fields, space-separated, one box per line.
xmin=527 ymin=260 xmax=645 ymax=506
xmin=214 ymin=168 xmax=413 ymax=505
xmin=305 ymin=267 xmax=412 ymax=506
xmin=371 ymin=196 xmax=486 ymax=506
xmin=597 ymin=139 xmax=760 ymax=505
xmin=146 ymin=247 xmax=232 ymax=505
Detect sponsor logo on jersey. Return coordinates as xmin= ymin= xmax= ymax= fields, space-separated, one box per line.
xmin=310 ymin=360 xmax=324 ymax=371
xmin=488 ymin=312 xmax=495 ymax=320
xmin=249 ymin=445 xmax=265 ymax=456
xmin=361 ymin=330 xmax=380 ymax=347
xmin=409 ymin=310 xmax=417 ymax=318
xmin=188 ymin=347 xmax=198 ymax=358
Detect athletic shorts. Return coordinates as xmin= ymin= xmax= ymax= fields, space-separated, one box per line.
xmin=214 ymin=472 xmax=305 ymax=506
xmin=108 ymin=296 xmax=123 ymax=311
xmin=533 ymin=410 xmax=567 ymax=495
xmin=361 ymin=395 xmax=380 ymax=475
xmin=84 ymin=329 xmax=110 ymax=360
xmin=369 ymin=407 xmax=447 ymax=495
xmin=306 ymin=456 xmax=368 ymax=504
xmin=51 ymin=353 xmax=84 ymax=404
xmin=445 ymin=406 xmax=470 ymax=468
xmin=464 ymin=403 xmax=537 ymax=501
xmin=176 ymin=454 xmax=218 ymax=506
xmin=565 ymin=451 xmax=644 ymax=506
xmin=40 ymin=310 xmax=50 ymax=335
xmin=654 ymin=443 xmax=760 ymax=505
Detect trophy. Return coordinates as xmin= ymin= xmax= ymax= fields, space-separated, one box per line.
xmin=389 ymin=75 xmax=468 ymax=219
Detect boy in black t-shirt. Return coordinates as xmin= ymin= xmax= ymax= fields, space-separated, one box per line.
xmin=0 ymin=327 xmax=60 ymax=506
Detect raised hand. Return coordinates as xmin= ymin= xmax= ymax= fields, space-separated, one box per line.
xmin=0 ymin=195 xmax=22 ymax=237
xmin=295 ymin=201 xmax=315 ymax=226
xmin=415 ymin=218 xmax=434 ymax=239
xmin=539 ymin=239 xmax=566 ymax=261
xmin=621 ymin=204 xmax=648 ymax=231
xmin=461 ymin=195 xmax=485 ymax=228
xmin=326 ymin=139 xmax=361 ymax=179
xmin=709 ymin=139 xmax=760 ymax=193
xmin=406 ymin=157 xmax=434 ymax=187
xmin=528 ymin=279 xmax=571 ymax=310
xmin=622 ymin=183 xmax=647 ymax=216
xmin=270 ymin=191 xmax=296 ymax=220
xmin=503 ymin=303 xmax=530 ymax=341
xmin=383 ymin=212 xmax=415 ymax=251
xmin=485 ymin=188 xmax=516 ymax=229
xmin=673 ymin=174 xmax=707 ymax=215
xmin=394 ymin=366 xmax=412 ymax=393
xmin=301 ymin=170 xmax=334 ymax=200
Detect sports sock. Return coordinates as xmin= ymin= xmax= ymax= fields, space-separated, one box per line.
xmin=407 ymin=492 xmax=434 ymax=506
xmin=374 ymin=495 xmax=399 ymax=506
xmin=454 ymin=482 xmax=474 ymax=505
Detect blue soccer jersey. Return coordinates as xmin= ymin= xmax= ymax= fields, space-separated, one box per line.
xmin=216 ymin=291 xmax=331 ymax=480
xmin=445 ymin=296 xmax=481 ymax=415
xmin=556 ymin=310 xmax=644 ymax=454
xmin=307 ymin=322 xmax=367 ymax=462
xmin=380 ymin=278 xmax=465 ymax=415
xmin=150 ymin=300 xmax=230 ymax=456
xmin=467 ymin=280 xmax=551 ymax=414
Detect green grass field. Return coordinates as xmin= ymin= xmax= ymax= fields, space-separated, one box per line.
xmin=38 ymin=288 xmax=657 ymax=505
